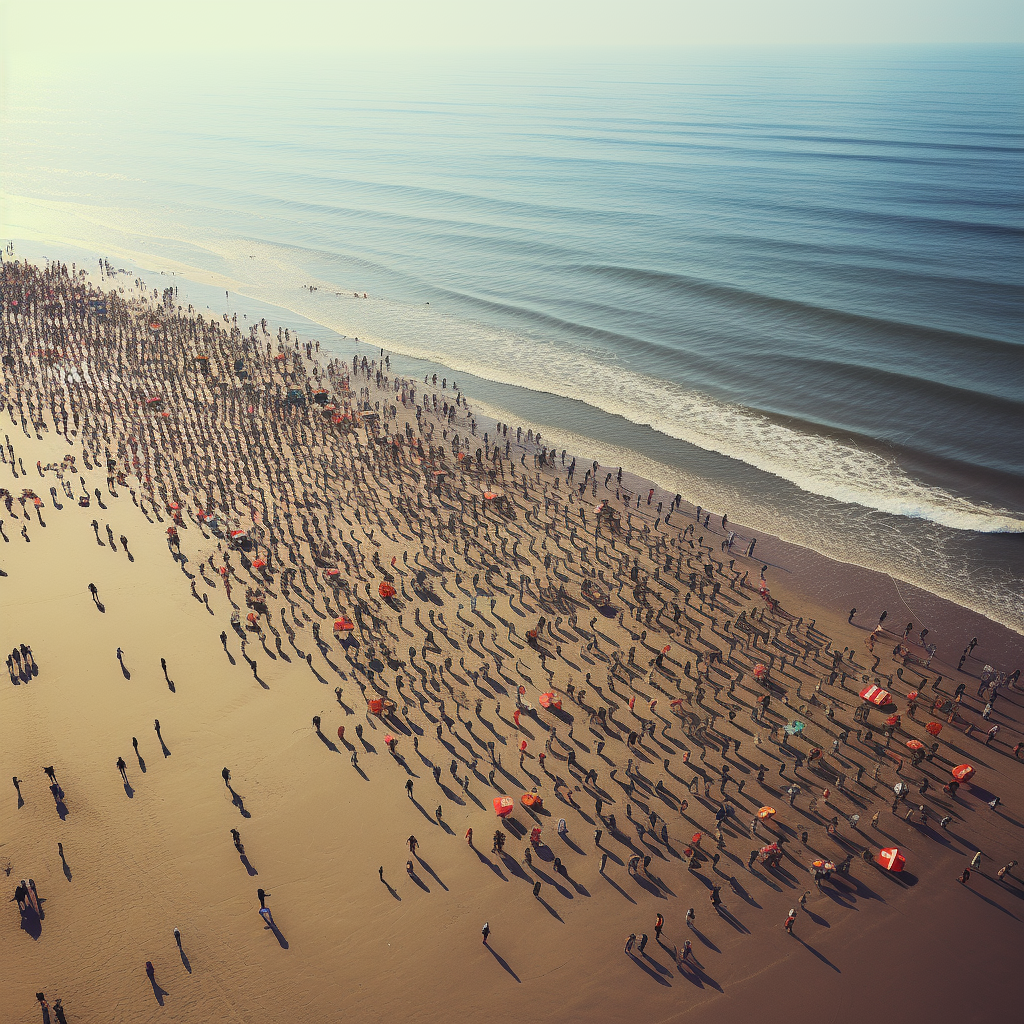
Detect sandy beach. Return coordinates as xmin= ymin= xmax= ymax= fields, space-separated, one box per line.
xmin=1 ymin=257 xmax=1022 ymax=1024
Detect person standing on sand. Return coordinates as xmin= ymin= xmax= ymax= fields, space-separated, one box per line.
xmin=784 ymin=910 xmax=796 ymax=934
xmin=117 ymin=757 xmax=128 ymax=783
xmin=258 ymin=888 xmax=270 ymax=908
xmin=959 ymin=868 xmax=971 ymax=884
xmin=624 ymin=933 xmax=636 ymax=954
xmin=482 ymin=922 xmax=490 ymax=945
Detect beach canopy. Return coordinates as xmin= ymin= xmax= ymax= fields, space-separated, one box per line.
xmin=926 ymin=722 xmax=943 ymax=737
xmin=494 ymin=796 xmax=514 ymax=817
xmin=246 ymin=612 xmax=258 ymax=623
xmin=812 ymin=859 xmax=837 ymax=871
xmin=877 ymin=847 xmax=906 ymax=872
xmin=483 ymin=491 xmax=498 ymax=500
xmin=229 ymin=529 xmax=246 ymax=538
xmin=757 ymin=806 xmax=777 ymax=819
xmin=521 ymin=793 xmax=543 ymax=809
xmin=951 ymin=764 xmax=975 ymax=782
xmin=859 ymin=684 xmax=892 ymax=706
xmin=906 ymin=739 xmax=925 ymax=751
xmin=334 ymin=616 xmax=354 ymax=631
xmin=368 ymin=698 xmax=384 ymax=716
xmin=378 ymin=581 xmax=397 ymax=598
xmin=538 ymin=692 xmax=561 ymax=710
xmin=784 ymin=720 xmax=805 ymax=735
xmin=753 ymin=664 xmax=767 ymax=679
xmin=252 ymin=558 xmax=266 ymax=568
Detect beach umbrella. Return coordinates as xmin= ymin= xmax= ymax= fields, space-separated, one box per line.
xmin=906 ymin=739 xmax=924 ymax=751
xmin=877 ymin=847 xmax=906 ymax=872
xmin=906 ymin=690 xmax=919 ymax=701
xmin=757 ymin=806 xmax=777 ymax=820
xmin=785 ymin=720 xmax=805 ymax=735
xmin=494 ymin=796 xmax=514 ymax=817
xmin=662 ymin=644 xmax=671 ymax=655
xmin=246 ymin=612 xmax=258 ymax=624
xmin=521 ymin=793 xmax=543 ymax=809
xmin=252 ymin=558 xmax=266 ymax=569
xmin=229 ymin=529 xmax=246 ymax=539
xmin=951 ymin=764 xmax=975 ymax=783
xmin=811 ymin=859 xmax=836 ymax=871
xmin=368 ymin=698 xmax=384 ymax=716
xmin=168 ymin=501 xmax=180 ymax=510
xmin=691 ymin=832 xmax=703 ymax=845
xmin=926 ymin=721 xmax=943 ymax=737
xmin=333 ymin=617 xmax=354 ymax=631
xmin=753 ymin=664 xmax=767 ymax=680
xmin=886 ymin=713 xmax=901 ymax=727
xmin=378 ymin=581 xmax=396 ymax=598
xmin=859 ymin=684 xmax=892 ymax=706
xmin=483 ymin=491 xmax=498 ymax=500
xmin=538 ymin=692 xmax=561 ymax=710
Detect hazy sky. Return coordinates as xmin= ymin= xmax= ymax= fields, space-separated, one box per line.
xmin=2 ymin=0 xmax=1022 ymax=64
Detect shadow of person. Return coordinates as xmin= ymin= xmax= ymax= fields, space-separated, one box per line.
xmin=159 ymin=740 xmax=171 ymax=757
xmin=50 ymin=785 xmax=69 ymax=820
xmin=61 ymin=855 xmax=72 ymax=882
xmin=240 ymin=853 xmax=258 ymax=876
xmin=20 ymin=905 xmax=42 ymax=939
xmin=124 ymin=781 xmax=134 ymax=798
xmin=137 ymin=754 xmax=147 ymax=773
xmin=180 ymin=947 xmax=192 ymax=974
xmin=147 ymin=967 xmax=168 ymax=1004
xmin=120 ymin=662 xmax=131 ymax=680
xmin=486 ymin=945 xmax=521 ymax=982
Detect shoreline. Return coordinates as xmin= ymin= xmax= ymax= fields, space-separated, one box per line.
xmin=5 ymin=234 xmax=1022 ymax=635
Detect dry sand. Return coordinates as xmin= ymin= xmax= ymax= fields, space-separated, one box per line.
xmin=1 ymin=259 xmax=1022 ymax=1023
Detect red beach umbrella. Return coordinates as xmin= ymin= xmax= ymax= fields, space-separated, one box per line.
xmin=951 ymin=764 xmax=975 ymax=783
xmin=753 ymin=664 xmax=767 ymax=679
xmin=877 ymin=847 xmax=906 ymax=872
xmin=252 ymin=558 xmax=266 ymax=569
xmin=378 ymin=581 xmax=396 ymax=598
xmin=494 ymin=796 xmax=514 ymax=817
xmin=905 ymin=739 xmax=924 ymax=751
xmin=925 ymin=722 xmax=943 ymax=737
xmin=334 ymin=617 xmax=354 ymax=631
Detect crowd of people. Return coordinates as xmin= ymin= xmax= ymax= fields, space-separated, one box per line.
xmin=2 ymin=256 xmax=1021 ymax=1017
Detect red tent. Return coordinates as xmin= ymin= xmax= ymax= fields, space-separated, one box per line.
xmin=877 ymin=847 xmax=906 ymax=872
xmin=378 ymin=581 xmax=396 ymax=598
xmin=538 ymin=692 xmax=561 ymax=710
xmin=951 ymin=764 xmax=975 ymax=782
xmin=334 ymin=617 xmax=354 ymax=631
xmin=860 ymin=684 xmax=892 ymax=706
xmin=925 ymin=721 xmax=943 ymax=737
xmin=252 ymin=558 xmax=266 ymax=569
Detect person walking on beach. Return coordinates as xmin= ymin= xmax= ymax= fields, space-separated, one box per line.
xmin=482 ymin=921 xmax=490 ymax=945
xmin=654 ymin=913 xmax=664 ymax=941
xmin=117 ymin=756 xmax=128 ymax=783
xmin=258 ymin=888 xmax=270 ymax=909
xmin=784 ymin=909 xmax=796 ymax=934
xmin=624 ymin=933 xmax=636 ymax=954
xmin=959 ymin=868 xmax=971 ymax=884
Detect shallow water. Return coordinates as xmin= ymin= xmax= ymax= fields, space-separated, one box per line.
xmin=2 ymin=47 xmax=1022 ymax=629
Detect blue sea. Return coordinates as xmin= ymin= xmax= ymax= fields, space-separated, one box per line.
xmin=2 ymin=47 xmax=1022 ymax=630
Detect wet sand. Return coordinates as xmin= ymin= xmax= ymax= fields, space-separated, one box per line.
xmin=1 ymin=258 xmax=1021 ymax=1023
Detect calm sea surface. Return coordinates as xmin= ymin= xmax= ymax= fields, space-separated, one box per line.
xmin=2 ymin=48 xmax=1022 ymax=630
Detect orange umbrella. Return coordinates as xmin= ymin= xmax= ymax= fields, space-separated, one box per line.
xmin=368 ymin=698 xmax=384 ymax=716
xmin=538 ymin=692 xmax=561 ymax=710
xmin=753 ymin=664 xmax=767 ymax=679
xmin=951 ymin=764 xmax=975 ymax=782
xmin=246 ymin=612 xmax=258 ymax=624
xmin=925 ymin=721 xmax=943 ymax=737
xmin=811 ymin=859 xmax=836 ymax=871
xmin=252 ymin=558 xmax=266 ymax=569
xmin=483 ymin=491 xmax=498 ymax=500
xmin=378 ymin=581 xmax=396 ymax=598
xmin=906 ymin=739 xmax=924 ymax=751
xmin=757 ymin=806 xmax=777 ymax=819
xmin=906 ymin=690 xmax=919 ymax=701
xmin=334 ymin=617 xmax=354 ymax=631
xmin=521 ymin=793 xmax=543 ymax=809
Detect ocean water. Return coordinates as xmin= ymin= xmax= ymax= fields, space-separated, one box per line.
xmin=2 ymin=47 xmax=1023 ymax=631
